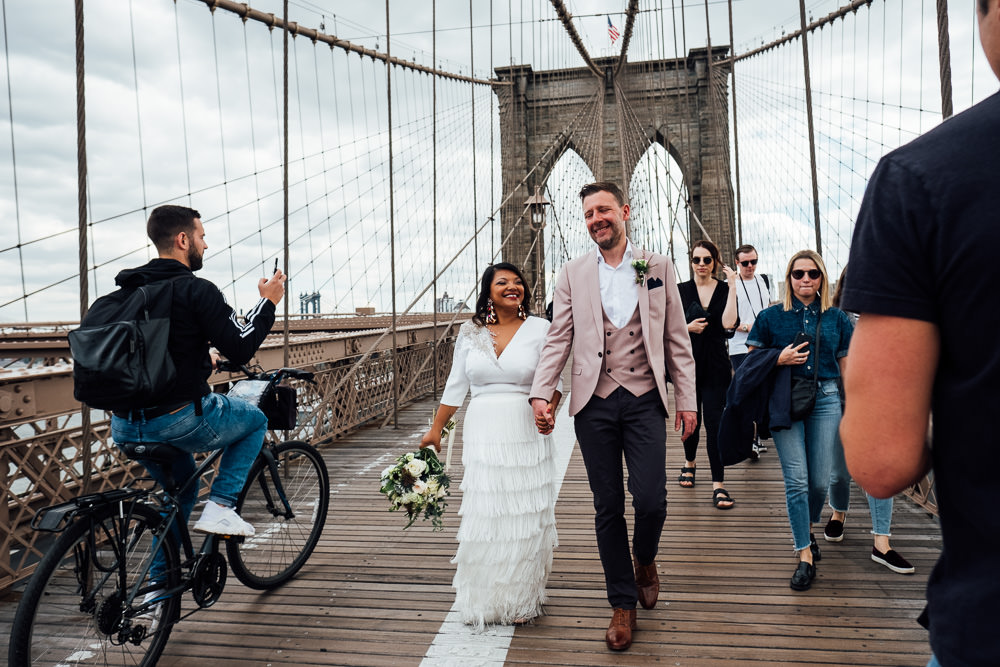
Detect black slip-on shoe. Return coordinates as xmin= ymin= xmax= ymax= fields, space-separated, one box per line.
xmin=871 ymin=547 xmax=915 ymax=574
xmin=790 ymin=561 xmax=816 ymax=591
xmin=824 ymin=518 xmax=845 ymax=542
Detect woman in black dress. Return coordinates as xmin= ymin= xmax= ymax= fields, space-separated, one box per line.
xmin=676 ymin=240 xmax=738 ymax=508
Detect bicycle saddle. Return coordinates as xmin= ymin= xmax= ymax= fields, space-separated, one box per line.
xmin=118 ymin=442 xmax=182 ymax=465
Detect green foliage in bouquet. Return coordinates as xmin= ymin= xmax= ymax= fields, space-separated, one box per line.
xmin=379 ymin=448 xmax=451 ymax=530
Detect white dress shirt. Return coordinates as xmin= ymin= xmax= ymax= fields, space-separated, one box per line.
xmin=597 ymin=241 xmax=640 ymax=329
xmin=730 ymin=273 xmax=773 ymax=355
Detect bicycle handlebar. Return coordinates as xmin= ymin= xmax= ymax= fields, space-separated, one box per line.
xmin=216 ymin=359 xmax=315 ymax=384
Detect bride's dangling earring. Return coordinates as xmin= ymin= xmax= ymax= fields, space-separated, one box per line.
xmin=486 ymin=298 xmax=497 ymax=324
xmin=517 ymin=304 xmax=527 ymax=320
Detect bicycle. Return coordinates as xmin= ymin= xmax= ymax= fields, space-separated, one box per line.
xmin=8 ymin=364 xmax=330 ymax=667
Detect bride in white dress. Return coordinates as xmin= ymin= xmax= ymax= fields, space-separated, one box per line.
xmin=421 ymin=262 xmax=562 ymax=629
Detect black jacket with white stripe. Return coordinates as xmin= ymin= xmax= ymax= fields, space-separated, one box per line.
xmin=114 ymin=258 xmax=276 ymax=408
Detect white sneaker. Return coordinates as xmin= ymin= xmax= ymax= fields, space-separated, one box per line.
xmin=193 ymin=500 xmax=255 ymax=536
xmin=136 ymin=587 xmax=165 ymax=633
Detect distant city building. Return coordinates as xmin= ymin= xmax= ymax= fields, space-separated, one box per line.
xmin=299 ymin=292 xmax=321 ymax=315
xmin=436 ymin=291 xmax=468 ymax=313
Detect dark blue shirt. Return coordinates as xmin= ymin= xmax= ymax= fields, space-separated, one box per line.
xmin=843 ymin=91 xmax=1000 ymax=667
xmin=746 ymin=298 xmax=852 ymax=379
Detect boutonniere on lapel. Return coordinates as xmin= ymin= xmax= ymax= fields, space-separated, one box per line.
xmin=631 ymin=256 xmax=650 ymax=285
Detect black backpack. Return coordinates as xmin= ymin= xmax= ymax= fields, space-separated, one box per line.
xmin=69 ymin=278 xmax=182 ymax=411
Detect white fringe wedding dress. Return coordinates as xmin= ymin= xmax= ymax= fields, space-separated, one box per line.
xmin=440 ymin=317 xmax=560 ymax=629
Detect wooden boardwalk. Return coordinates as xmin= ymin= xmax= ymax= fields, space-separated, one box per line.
xmin=0 ymin=394 xmax=941 ymax=666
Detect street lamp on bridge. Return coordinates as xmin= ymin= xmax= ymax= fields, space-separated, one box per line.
xmin=524 ymin=187 xmax=551 ymax=315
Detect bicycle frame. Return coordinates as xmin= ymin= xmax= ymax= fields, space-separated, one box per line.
xmin=129 ymin=440 xmax=298 ymax=617
xmin=128 ymin=446 xmax=227 ymax=618
xmin=11 ymin=364 xmax=326 ymax=667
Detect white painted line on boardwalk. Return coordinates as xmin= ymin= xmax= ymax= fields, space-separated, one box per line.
xmin=420 ymin=400 xmax=575 ymax=667
xmin=331 ymin=453 xmax=395 ymax=496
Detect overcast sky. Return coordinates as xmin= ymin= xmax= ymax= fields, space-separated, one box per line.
xmin=0 ymin=0 xmax=995 ymax=323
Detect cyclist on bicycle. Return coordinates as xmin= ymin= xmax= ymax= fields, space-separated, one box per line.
xmin=109 ymin=204 xmax=286 ymax=541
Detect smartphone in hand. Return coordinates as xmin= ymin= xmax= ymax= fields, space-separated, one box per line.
xmin=792 ymin=331 xmax=812 ymax=349
xmin=273 ymin=258 xmax=279 ymax=274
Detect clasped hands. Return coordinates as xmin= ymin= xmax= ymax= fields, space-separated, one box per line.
xmin=531 ymin=398 xmax=698 ymax=442
xmin=530 ymin=398 xmax=556 ymax=435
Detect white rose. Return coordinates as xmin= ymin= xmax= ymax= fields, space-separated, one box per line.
xmin=402 ymin=492 xmax=422 ymax=506
xmin=405 ymin=452 xmax=415 ymax=461
xmin=405 ymin=459 xmax=428 ymax=477
xmin=412 ymin=479 xmax=428 ymax=494
xmin=426 ymin=479 xmax=439 ymax=494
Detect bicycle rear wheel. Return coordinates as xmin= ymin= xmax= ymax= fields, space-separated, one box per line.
xmin=9 ymin=501 xmax=181 ymax=667
xmin=228 ymin=440 xmax=329 ymax=589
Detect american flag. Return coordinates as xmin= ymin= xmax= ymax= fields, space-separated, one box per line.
xmin=608 ymin=16 xmax=620 ymax=43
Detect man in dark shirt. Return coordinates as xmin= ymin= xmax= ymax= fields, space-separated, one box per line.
xmin=840 ymin=2 xmax=1000 ymax=665
xmin=109 ymin=205 xmax=286 ymax=541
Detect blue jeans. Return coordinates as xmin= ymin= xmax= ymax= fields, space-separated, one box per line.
xmin=772 ymin=379 xmax=841 ymax=552
xmin=111 ymin=393 xmax=267 ymax=580
xmin=829 ymin=432 xmax=893 ymax=535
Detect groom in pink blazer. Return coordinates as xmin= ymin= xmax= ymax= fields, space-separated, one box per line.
xmin=530 ymin=181 xmax=697 ymax=651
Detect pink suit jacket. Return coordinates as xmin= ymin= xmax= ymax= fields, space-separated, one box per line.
xmin=530 ymin=248 xmax=697 ymax=417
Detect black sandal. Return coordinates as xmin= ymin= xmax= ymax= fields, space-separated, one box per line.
xmin=712 ymin=487 xmax=735 ymax=509
xmin=678 ymin=466 xmax=696 ymax=488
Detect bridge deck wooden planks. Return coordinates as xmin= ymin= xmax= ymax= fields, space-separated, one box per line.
xmin=0 ymin=393 xmax=940 ymax=666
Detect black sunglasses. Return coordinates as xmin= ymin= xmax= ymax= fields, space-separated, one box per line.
xmin=790 ymin=269 xmax=822 ymax=280
xmin=691 ymin=256 xmax=713 ymax=265
xmin=739 ymin=259 xmax=758 ymax=267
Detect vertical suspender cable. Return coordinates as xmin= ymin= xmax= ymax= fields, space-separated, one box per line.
xmin=74 ymin=0 xmax=92 ymax=493
xmin=2 ymin=1 xmax=26 ymax=321
xmin=935 ymin=0 xmax=954 ymax=119
xmin=702 ymin=0 xmax=721 ymax=245
xmin=797 ymin=0 xmax=822 ymax=255
xmin=386 ymin=0 xmax=398 ymax=428
xmin=490 ymin=0 xmax=495 ymax=261
xmin=970 ymin=0 xmax=976 ymax=104
xmin=432 ymin=0 xmax=438 ymax=400
xmin=470 ymin=0 xmax=478 ymax=279
xmin=282 ymin=0 xmax=290 ymax=367
xmin=127 ymin=1 xmax=148 ymax=226
xmin=727 ymin=0 xmax=743 ymax=246
xmin=174 ymin=3 xmax=193 ymax=206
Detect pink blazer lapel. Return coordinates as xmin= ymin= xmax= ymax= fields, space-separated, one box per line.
xmin=638 ymin=250 xmax=664 ymax=343
xmin=638 ymin=256 xmax=651 ymax=328
xmin=583 ymin=254 xmax=604 ymax=334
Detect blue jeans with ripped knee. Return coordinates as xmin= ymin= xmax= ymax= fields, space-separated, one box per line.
xmin=772 ymin=379 xmax=841 ymax=552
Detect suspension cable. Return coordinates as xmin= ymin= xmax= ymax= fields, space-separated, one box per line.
xmin=196 ymin=0 xmax=501 ymax=86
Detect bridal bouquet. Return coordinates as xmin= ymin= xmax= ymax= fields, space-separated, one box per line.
xmin=379 ymin=446 xmax=451 ymax=531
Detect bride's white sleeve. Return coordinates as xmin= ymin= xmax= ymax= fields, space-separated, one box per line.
xmin=440 ymin=325 xmax=472 ymax=407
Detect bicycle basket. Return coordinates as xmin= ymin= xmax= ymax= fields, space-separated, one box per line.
xmin=228 ymin=380 xmax=297 ymax=430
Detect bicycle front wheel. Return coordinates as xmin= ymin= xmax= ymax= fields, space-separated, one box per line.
xmin=228 ymin=440 xmax=329 ymax=589
xmin=9 ymin=501 xmax=181 ymax=667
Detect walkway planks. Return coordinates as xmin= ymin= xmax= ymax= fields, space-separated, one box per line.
xmin=0 ymin=393 xmax=940 ymax=666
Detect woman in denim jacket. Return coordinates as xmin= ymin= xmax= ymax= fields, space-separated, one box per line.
xmin=747 ymin=249 xmax=853 ymax=591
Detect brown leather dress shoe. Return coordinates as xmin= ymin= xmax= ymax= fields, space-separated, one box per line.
xmin=605 ymin=608 xmax=637 ymax=651
xmin=634 ymin=558 xmax=660 ymax=610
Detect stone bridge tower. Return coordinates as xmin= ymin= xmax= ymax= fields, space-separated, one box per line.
xmin=494 ymin=47 xmax=734 ymax=303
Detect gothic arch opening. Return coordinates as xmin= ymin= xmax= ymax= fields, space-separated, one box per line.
xmin=629 ymin=142 xmax=693 ymax=281
xmin=536 ymin=147 xmax=595 ymax=305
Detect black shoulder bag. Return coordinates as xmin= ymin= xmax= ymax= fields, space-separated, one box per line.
xmin=790 ymin=311 xmax=823 ymax=421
